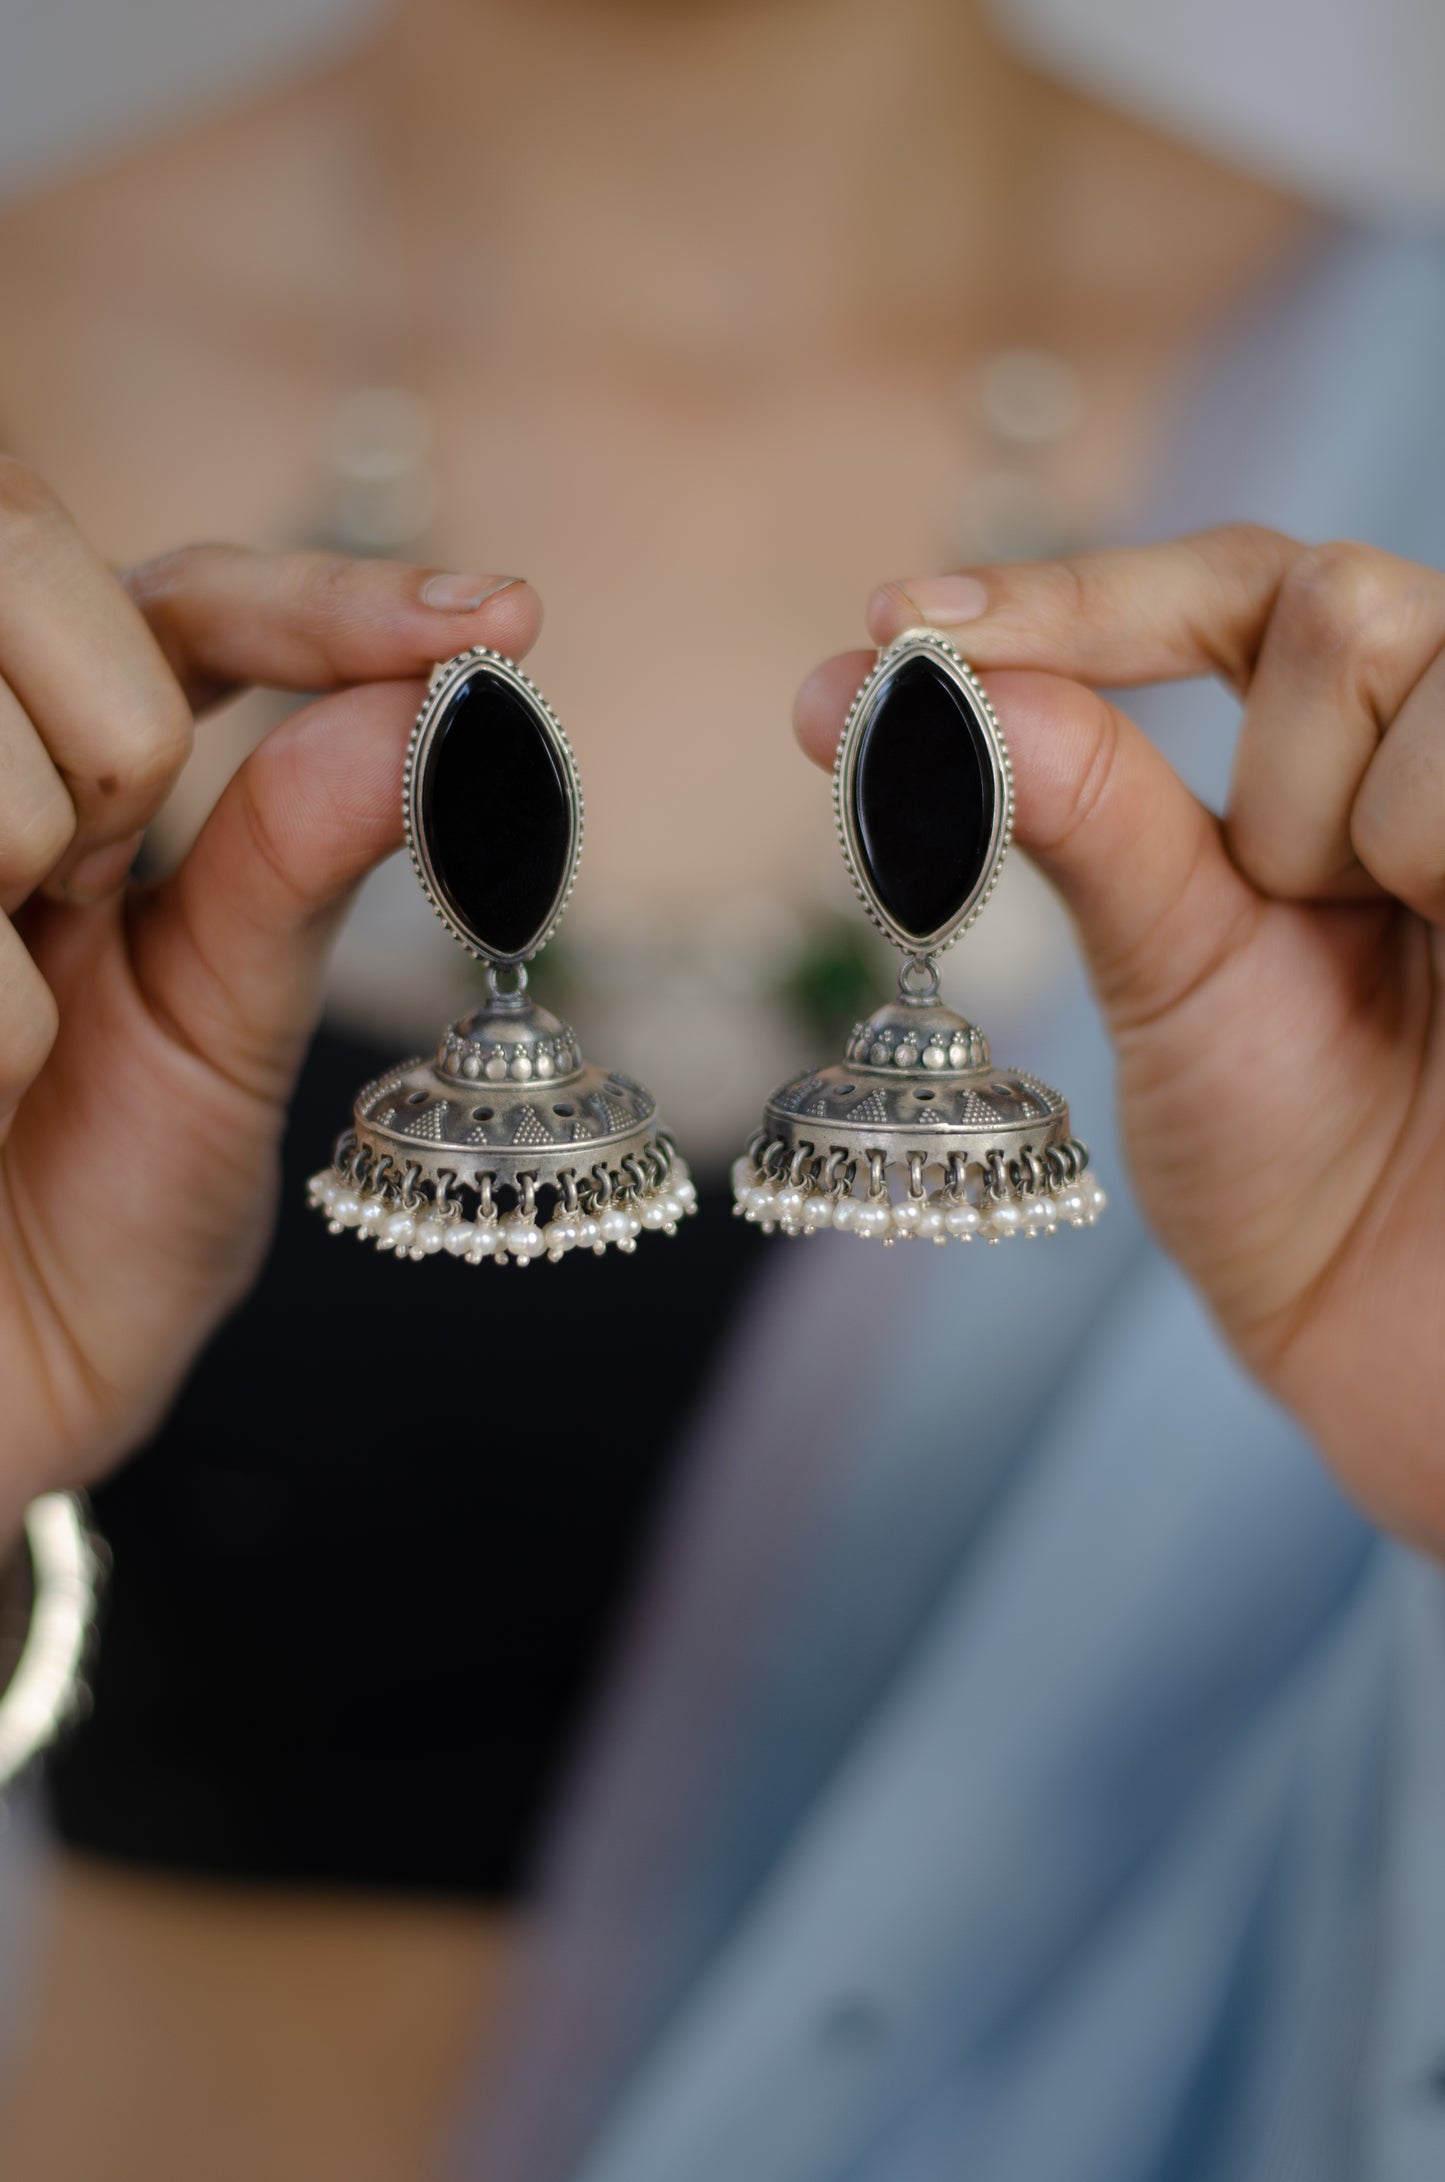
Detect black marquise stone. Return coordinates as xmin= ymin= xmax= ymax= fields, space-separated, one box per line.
xmin=852 ymin=654 xmax=996 ymax=942
xmin=419 ymin=670 xmax=572 ymax=958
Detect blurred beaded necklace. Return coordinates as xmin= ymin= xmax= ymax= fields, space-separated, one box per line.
xmin=316 ymin=343 xmax=1089 ymax=585
xmin=313 ymin=355 xmax=1088 ymax=1166
xmin=955 ymin=344 xmax=1088 ymax=562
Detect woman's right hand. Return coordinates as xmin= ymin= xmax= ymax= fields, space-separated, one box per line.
xmin=798 ymin=527 xmax=1445 ymax=1549
xmin=0 ymin=457 xmax=540 ymax=1534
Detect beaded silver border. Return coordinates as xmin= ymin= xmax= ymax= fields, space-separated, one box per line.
xmin=833 ymin=627 xmax=1013 ymax=959
xmin=404 ymin=646 xmax=584 ymax=968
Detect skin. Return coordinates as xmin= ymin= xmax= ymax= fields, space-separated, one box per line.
xmin=797 ymin=530 xmax=1445 ymax=1547
xmin=0 ymin=1861 xmax=516 ymax=2182
xmin=0 ymin=515 xmax=542 ymax=1540
xmin=3 ymin=529 xmax=1444 ymax=2180
xmin=0 ymin=511 xmax=1439 ymax=1543
xmin=0 ymin=0 xmax=1312 ymax=907
xmin=0 ymin=0 xmax=1382 ymax=2171
xmin=0 ymin=530 xmax=543 ymax=2174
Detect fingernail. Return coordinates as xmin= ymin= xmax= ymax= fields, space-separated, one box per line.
xmin=421 ymin=573 xmax=524 ymax=613
xmin=874 ymin=574 xmax=989 ymax=626
xmin=57 ymin=831 xmax=145 ymax=905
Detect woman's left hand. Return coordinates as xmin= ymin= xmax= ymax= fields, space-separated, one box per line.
xmin=796 ymin=526 xmax=1445 ymax=1547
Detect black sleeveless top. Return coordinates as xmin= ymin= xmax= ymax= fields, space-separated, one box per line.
xmin=46 ymin=1025 xmax=766 ymax=1897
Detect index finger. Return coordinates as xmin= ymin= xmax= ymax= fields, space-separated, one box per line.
xmin=124 ymin=546 xmax=542 ymax=713
xmin=0 ymin=457 xmax=193 ymax=887
xmin=866 ymin=525 xmax=1305 ymax=692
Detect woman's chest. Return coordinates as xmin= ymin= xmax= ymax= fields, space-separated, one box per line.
xmin=0 ymin=273 xmax=1145 ymax=903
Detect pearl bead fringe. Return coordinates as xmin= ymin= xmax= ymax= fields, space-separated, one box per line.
xmin=729 ymin=1154 xmax=1104 ymax=1244
xmin=307 ymin=1160 xmax=697 ymax=1265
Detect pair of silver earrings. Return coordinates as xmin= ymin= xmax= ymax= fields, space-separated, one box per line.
xmin=307 ymin=633 xmax=1104 ymax=1265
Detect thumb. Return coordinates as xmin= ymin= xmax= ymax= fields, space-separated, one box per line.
xmin=128 ymin=678 xmax=419 ymax=1103
xmin=795 ymin=655 xmax=1259 ymax=1035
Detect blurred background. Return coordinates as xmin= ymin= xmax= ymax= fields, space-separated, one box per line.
xmin=6 ymin=0 xmax=1445 ymax=214
xmin=1 ymin=4 xmax=1444 ymax=2179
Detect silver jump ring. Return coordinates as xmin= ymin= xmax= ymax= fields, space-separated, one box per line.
xmin=899 ymin=955 xmax=940 ymax=1001
xmin=487 ymin=961 xmax=529 ymax=1001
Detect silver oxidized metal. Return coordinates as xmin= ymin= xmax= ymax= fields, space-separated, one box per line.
xmin=309 ymin=649 xmax=694 ymax=1267
xmin=0 ymin=1494 xmax=103 ymax=1798
xmin=733 ymin=628 xmax=1104 ymax=1246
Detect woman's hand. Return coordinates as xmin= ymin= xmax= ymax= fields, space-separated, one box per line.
xmin=0 ymin=456 xmax=539 ymax=1532
xmin=797 ymin=526 xmax=1445 ymax=1548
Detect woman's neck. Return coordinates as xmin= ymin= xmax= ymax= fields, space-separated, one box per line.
xmin=373 ymin=0 xmax=1057 ymax=371
xmin=369 ymin=0 xmax=1314 ymax=381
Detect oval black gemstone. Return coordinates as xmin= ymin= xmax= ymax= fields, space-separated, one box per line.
xmin=852 ymin=653 xmax=996 ymax=943
xmin=418 ymin=669 xmax=573 ymax=959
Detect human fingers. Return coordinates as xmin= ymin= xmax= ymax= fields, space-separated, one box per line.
xmin=0 ymin=678 xmax=78 ymax=914
xmin=0 ymin=910 xmax=59 ymax=1144
xmin=125 ymin=679 xmax=420 ymax=1108
xmin=1348 ymin=643 xmax=1445 ymax=924
xmin=123 ymin=545 xmax=541 ymax=713
xmin=795 ymin=655 xmax=1257 ymax=1035
xmin=0 ymin=457 xmax=192 ymax=897
xmin=864 ymin=525 xmax=1304 ymax=689
xmin=865 ymin=529 xmax=1445 ymax=903
xmin=1227 ymin=541 xmax=1445 ymax=899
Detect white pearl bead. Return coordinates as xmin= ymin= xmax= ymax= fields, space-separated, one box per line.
xmin=917 ymin=1203 xmax=947 ymax=1242
xmin=744 ymin=1185 xmax=777 ymax=1224
xmin=773 ymin=1186 xmax=806 ymax=1224
xmin=1022 ymin=1197 xmax=1053 ymax=1236
xmin=468 ymin=1224 xmax=502 ymax=1261
xmin=731 ymin=1157 xmax=756 ymax=1203
xmin=1057 ymin=1187 xmax=1087 ymax=1225
xmin=641 ymin=1198 xmax=670 ymax=1230
xmin=944 ymin=1202 xmax=980 ymax=1239
xmin=891 ymin=1199 xmax=922 ymax=1237
xmin=1086 ymin=1179 xmax=1108 ymax=1219
xmin=801 ymin=1194 xmax=833 ymax=1231
xmin=383 ymin=1210 xmax=416 ymax=1250
xmin=307 ymin=1169 xmax=337 ymax=1204
xmin=854 ymin=1201 xmax=892 ymax=1240
xmin=662 ymin=1193 xmax=685 ymax=1223
xmin=985 ymin=1201 xmax=1023 ymax=1240
xmin=673 ymin=1175 xmax=697 ymax=1210
xmin=328 ymin=1193 xmax=361 ymax=1230
xmin=443 ymin=1222 xmax=475 ymax=1256
xmin=356 ymin=1196 xmax=389 ymax=1236
xmin=599 ymin=1207 xmax=633 ymax=1246
xmin=414 ymin=1217 xmax=446 ymax=1254
xmin=503 ymin=1214 xmax=545 ymax=1259
xmin=578 ymin=1217 xmax=602 ymax=1253
xmin=545 ymin=1216 xmax=580 ymax=1259
xmin=832 ymin=1196 xmax=858 ymax=1232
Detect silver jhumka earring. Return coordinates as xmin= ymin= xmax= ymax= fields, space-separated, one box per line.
xmin=733 ymin=627 xmax=1104 ymax=1244
xmin=308 ymin=647 xmax=694 ymax=1265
